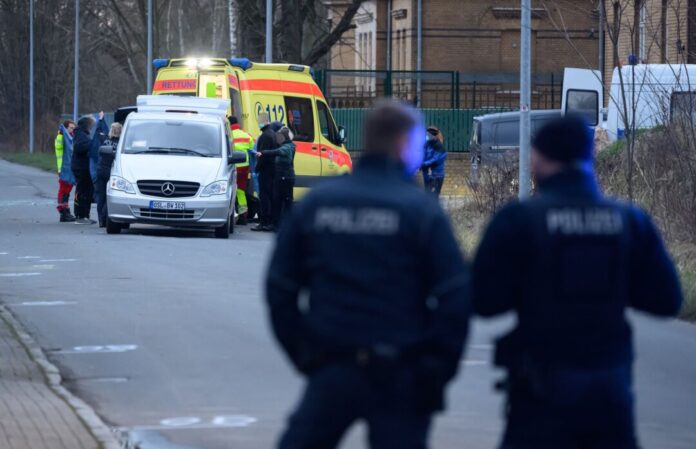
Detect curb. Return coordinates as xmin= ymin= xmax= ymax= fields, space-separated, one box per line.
xmin=0 ymin=305 xmax=124 ymax=449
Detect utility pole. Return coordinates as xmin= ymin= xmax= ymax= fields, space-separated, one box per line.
xmin=386 ymin=0 xmax=392 ymax=71
xmin=416 ymin=0 xmax=422 ymax=107
xmin=599 ymin=0 xmax=605 ymax=92
xmin=29 ymin=0 xmax=34 ymax=154
xmin=73 ymin=0 xmax=79 ymax=122
xmin=518 ymin=0 xmax=532 ymax=199
xmin=147 ymin=0 xmax=153 ymax=93
xmin=265 ymin=0 xmax=272 ymax=63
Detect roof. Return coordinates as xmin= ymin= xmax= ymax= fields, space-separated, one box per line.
xmin=159 ymin=58 xmax=312 ymax=75
xmin=136 ymin=95 xmax=228 ymax=118
xmin=127 ymin=111 xmax=223 ymax=125
xmin=474 ymin=109 xmax=561 ymax=122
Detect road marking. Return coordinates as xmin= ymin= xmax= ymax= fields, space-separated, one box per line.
xmin=0 ymin=272 xmax=41 ymax=277
xmin=52 ymin=344 xmax=138 ymax=354
xmin=17 ymin=256 xmax=41 ymax=259
xmin=0 ymin=252 xmax=8 ymax=255
xmin=79 ymin=377 xmax=129 ymax=383
xmin=31 ymin=264 xmax=54 ymax=270
xmin=9 ymin=301 xmax=77 ymax=307
xmin=0 ymin=199 xmax=54 ymax=207
xmin=120 ymin=415 xmax=259 ymax=432
xmin=461 ymin=359 xmax=488 ymax=366
xmin=39 ymin=258 xmax=78 ymax=262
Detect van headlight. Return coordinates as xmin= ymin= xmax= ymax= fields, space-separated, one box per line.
xmin=109 ymin=176 xmax=135 ymax=194
xmin=200 ymin=180 xmax=228 ymax=197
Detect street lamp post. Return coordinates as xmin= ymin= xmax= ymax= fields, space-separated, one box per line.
xmin=29 ymin=0 xmax=34 ymax=154
xmin=518 ymin=0 xmax=532 ymax=199
xmin=73 ymin=0 xmax=79 ymax=122
xmin=265 ymin=0 xmax=272 ymax=63
xmin=147 ymin=0 xmax=153 ymax=93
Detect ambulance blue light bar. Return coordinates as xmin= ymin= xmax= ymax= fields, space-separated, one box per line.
xmin=228 ymin=58 xmax=253 ymax=70
xmin=152 ymin=59 xmax=170 ymax=70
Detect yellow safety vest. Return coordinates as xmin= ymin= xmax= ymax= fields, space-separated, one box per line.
xmin=55 ymin=132 xmax=64 ymax=172
xmin=231 ymin=128 xmax=253 ymax=168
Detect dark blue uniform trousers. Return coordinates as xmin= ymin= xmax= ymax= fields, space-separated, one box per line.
xmin=279 ymin=362 xmax=431 ymax=449
xmin=501 ymin=365 xmax=638 ymax=449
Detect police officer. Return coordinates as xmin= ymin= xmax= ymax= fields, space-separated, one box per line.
xmin=265 ymin=100 xmax=470 ymax=449
xmin=473 ymin=115 xmax=683 ymax=449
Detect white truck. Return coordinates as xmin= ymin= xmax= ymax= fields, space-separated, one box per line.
xmin=562 ymin=64 xmax=696 ymax=141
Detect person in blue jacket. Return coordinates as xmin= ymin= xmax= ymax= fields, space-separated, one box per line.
xmin=88 ymin=111 xmax=109 ymax=185
xmin=421 ymin=126 xmax=447 ymax=196
xmin=265 ymin=100 xmax=470 ymax=449
xmin=473 ymin=115 xmax=683 ymax=449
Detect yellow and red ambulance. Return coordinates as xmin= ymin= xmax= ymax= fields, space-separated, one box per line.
xmin=152 ymin=57 xmax=351 ymax=194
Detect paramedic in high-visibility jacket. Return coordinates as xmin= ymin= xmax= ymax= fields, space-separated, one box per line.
xmin=229 ymin=116 xmax=254 ymax=225
xmin=55 ymin=120 xmax=76 ymax=222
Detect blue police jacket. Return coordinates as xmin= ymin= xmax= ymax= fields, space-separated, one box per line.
xmin=266 ymin=154 xmax=470 ymax=374
xmin=422 ymin=138 xmax=447 ymax=178
xmin=473 ymin=168 xmax=683 ymax=369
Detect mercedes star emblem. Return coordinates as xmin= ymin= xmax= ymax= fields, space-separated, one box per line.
xmin=161 ymin=182 xmax=176 ymax=196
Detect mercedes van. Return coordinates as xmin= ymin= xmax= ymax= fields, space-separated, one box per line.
xmin=105 ymin=96 xmax=247 ymax=238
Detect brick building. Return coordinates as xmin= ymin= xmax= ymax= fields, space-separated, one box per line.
xmin=604 ymin=0 xmax=696 ymax=84
xmin=324 ymin=0 xmax=600 ymax=108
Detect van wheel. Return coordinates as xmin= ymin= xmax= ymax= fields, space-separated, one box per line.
xmin=214 ymin=215 xmax=231 ymax=239
xmin=106 ymin=218 xmax=122 ymax=235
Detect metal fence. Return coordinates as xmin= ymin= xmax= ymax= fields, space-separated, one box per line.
xmin=333 ymin=108 xmax=510 ymax=153
xmin=315 ymin=70 xmax=563 ymax=110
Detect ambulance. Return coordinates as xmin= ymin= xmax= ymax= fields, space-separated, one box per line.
xmin=152 ymin=57 xmax=352 ymax=194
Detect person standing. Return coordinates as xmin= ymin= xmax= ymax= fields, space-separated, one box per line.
xmin=421 ymin=126 xmax=447 ymax=196
xmin=95 ymin=122 xmax=121 ymax=228
xmin=55 ymin=120 xmax=76 ymax=222
xmin=258 ymin=126 xmax=295 ymax=226
xmin=265 ymin=100 xmax=470 ymax=449
xmin=71 ymin=115 xmax=96 ymax=224
xmin=229 ymin=116 xmax=254 ymax=225
xmin=89 ymin=111 xmax=109 ymax=184
xmin=252 ymin=114 xmax=278 ymax=232
xmin=473 ymin=115 xmax=683 ymax=449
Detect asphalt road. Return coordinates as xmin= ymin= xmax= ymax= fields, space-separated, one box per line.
xmin=1 ymin=159 xmax=695 ymax=449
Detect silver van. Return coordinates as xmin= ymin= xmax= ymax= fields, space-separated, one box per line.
xmin=105 ymin=96 xmax=246 ymax=238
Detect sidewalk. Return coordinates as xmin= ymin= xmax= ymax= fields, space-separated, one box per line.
xmin=0 ymin=306 xmax=117 ymax=449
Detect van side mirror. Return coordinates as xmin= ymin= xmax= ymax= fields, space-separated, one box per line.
xmin=228 ymin=152 xmax=247 ymax=165
xmin=99 ymin=145 xmax=114 ymax=157
xmin=338 ymin=126 xmax=346 ymax=144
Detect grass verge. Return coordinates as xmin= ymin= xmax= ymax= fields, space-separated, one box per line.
xmin=0 ymin=151 xmax=56 ymax=173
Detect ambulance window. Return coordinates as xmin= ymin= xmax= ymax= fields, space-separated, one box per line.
xmin=317 ymin=101 xmax=339 ymax=144
xmin=229 ymin=89 xmax=243 ymax=122
xmin=284 ymin=97 xmax=315 ymax=142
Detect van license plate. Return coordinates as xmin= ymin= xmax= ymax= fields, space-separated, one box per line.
xmin=150 ymin=201 xmax=185 ymax=210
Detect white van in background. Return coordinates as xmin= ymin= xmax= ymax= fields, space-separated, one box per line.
xmin=563 ymin=64 xmax=696 ymax=141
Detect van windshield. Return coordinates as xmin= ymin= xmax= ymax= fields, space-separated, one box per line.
xmin=122 ymin=120 xmax=221 ymax=158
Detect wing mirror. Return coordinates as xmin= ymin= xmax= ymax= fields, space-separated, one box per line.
xmin=228 ymin=152 xmax=247 ymax=165
xmin=99 ymin=145 xmax=114 ymax=156
xmin=337 ymin=126 xmax=346 ymax=144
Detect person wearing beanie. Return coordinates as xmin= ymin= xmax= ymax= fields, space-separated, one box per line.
xmin=252 ymin=113 xmax=279 ymax=232
xmin=473 ymin=115 xmax=682 ymax=449
xmin=71 ymin=115 xmax=97 ymax=224
xmin=256 ymin=126 xmax=296 ymax=226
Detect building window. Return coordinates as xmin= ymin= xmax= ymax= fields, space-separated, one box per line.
xmin=637 ymin=0 xmax=647 ymax=61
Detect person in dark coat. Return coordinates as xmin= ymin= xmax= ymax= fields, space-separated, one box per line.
xmin=265 ymin=100 xmax=471 ymax=449
xmin=473 ymin=115 xmax=683 ymax=449
xmin=71 ymin=115 xmax=96 ymax=224
xmin=252 ymin=114 xmax=279 ymax=232
xmin=258 ymin=126 xmax=295 ymax=226
xmin=95 ymin=122 xmax=121 ymax=228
